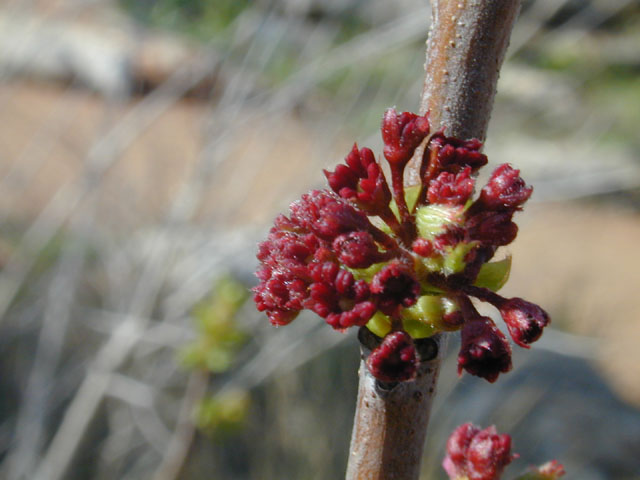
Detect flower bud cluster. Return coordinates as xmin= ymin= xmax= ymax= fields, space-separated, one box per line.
xmin=443 ymin=423 xmax=514 ymax=480
xmin=254 ymin=108 xmax=550 ymax=383
xmin=443 ymin=423 xmax=565 ymax=480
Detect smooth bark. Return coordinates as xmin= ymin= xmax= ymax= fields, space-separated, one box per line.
xmin=345 ymin=330 xmax=445 ymax=480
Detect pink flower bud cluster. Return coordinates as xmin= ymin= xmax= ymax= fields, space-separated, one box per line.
xmin=254 ymin=108 xmax=550 ymax=384
xmin=443 ymin=423 xmax=565 ymax=480
xmin=443 ymin=423 xmax=515 ymax=480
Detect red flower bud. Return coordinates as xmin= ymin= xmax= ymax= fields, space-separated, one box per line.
xmin=333 ymin=231 xmax=384 ymax=269
xmin=253 ymin=270 xmax=306 ymax=326
xmin=427 ymin=167 xmax=475 ymax=205
xmin=466 ymin=210 xmax=519 ymax=247
xmin=478 ymin=164 xmax=532 ymax=211
xmin=325 ymin=145 xmax=392 ymax=215
xmin=289 ymin=190 xmax=371 ymax=240
xmin=428 ymin=133 xmax=488 ymax=172
xmin=381 ymin=108 xmax=430 ymax=165
xmin=366 ymin=331 xmax=417 ymax=382
xmin=370 ymin=261 xmax=421 ymax=315
xmin=306 ymin=264 xmax=376 ymax=330
xmin=443 ymin=423 xmax=515 ymax=480
xmin=326 ymin=301 xmax=377 ymax=330
xmin=458 ymin=316 xmax=512 ymax=383
xmin=499 ymin=297 xmax=550 ymax=348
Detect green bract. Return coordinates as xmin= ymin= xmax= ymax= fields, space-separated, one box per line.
xmin=473 ymin=256 xmax=511 ymax=292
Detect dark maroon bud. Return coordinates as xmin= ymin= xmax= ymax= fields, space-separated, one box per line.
xmin=499 ymin=297 xmax=550 ymax=348
xmin=357 ymin=161 xmax=393 ymax=212
xmin=257 ymin=230 xmax=316 ymax=273
xmin=352 ymin=279 xmax=370 ymax=302
xmin=443 ymin=423 xmax=515 ymax=480
xmin=325 ymin=163 xmax=359 ymax=200
xmin=466 ymin=210 xmax=519 ymax=247
xmin=433 ymin=226 xmax=465 ymax=251
xmin=458 ymin=316 xmax=512 ymax=383
xmin=325 ymin=144 xmax=372 ymax=198
xmin=429 ymin=133 xmax=488 ymax=172
xmin=427 ymin=167 xmax=475 ymax=205
xmin=478 ymin=164 xmax=532 ymax=211
xmin=333 ymin=231 xmax=383 ymax=269
xmin=366 ymin=331 xmax=417 ymax=382
xmin=381 ymin=108 xmax=430 ymax=166
xmin=370 ymin=261 xmax=421 ymax=315
xmin=441 ymin=310 xmax=465 ymax=330
xmin=345 ymin=143 xmax=376 ymax=174
xmin=253 ymin=271 xmax=307 ymax=326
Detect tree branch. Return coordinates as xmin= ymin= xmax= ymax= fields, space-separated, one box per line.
xmin=420 ymin=0 xmax=522 ymax=140
xmin=346 ymin=2 xmax=522 ymax=479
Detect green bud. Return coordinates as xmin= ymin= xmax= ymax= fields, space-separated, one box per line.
xmin=415 ymin=204 xmax=463 ymax=240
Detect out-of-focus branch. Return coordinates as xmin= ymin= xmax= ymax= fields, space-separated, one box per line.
xmin=153 ymin=370 xmax=209 ymax=480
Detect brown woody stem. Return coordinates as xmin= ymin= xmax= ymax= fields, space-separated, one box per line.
xmin=346 ymin=1 xmax=521 ymax=479
xmin=420 ymin=0 xmax=521 ymax=139
xmin=345 ymin=330 xmax=445 ymax=480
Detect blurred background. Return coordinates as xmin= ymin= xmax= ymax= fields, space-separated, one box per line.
xmin=1 ymin=0 xmax=639 ymax=478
